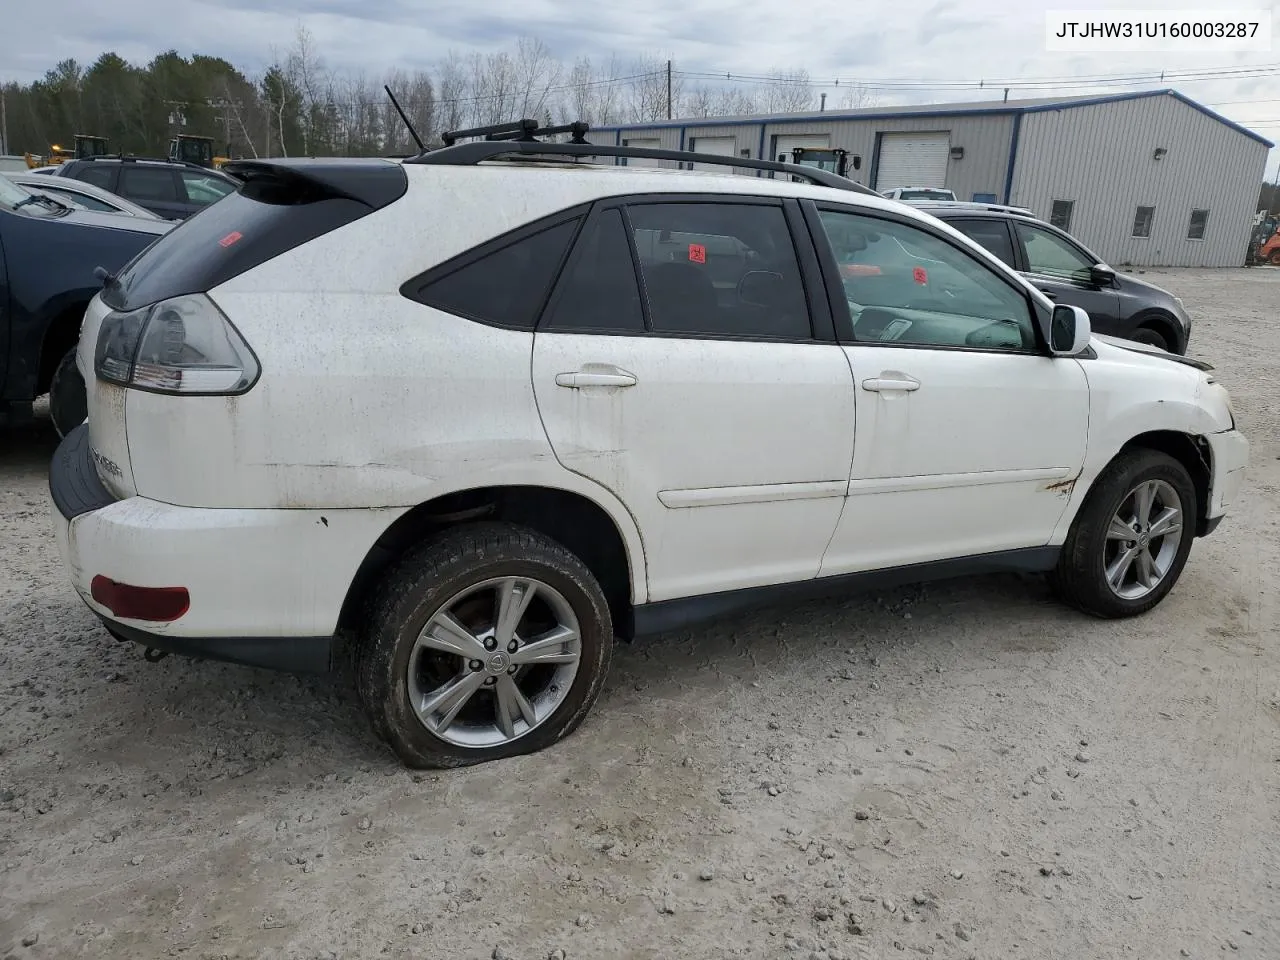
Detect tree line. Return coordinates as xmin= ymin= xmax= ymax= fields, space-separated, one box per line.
xmin=0 ymin=28 xmax=876 ymax=161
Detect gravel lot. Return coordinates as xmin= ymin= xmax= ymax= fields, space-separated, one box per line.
xmin=2 ymin=267 xmax=1278 ymax=960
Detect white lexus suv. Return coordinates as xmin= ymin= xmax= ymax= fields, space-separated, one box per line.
xmin=49 ymin=124 xmax=1249 ymax=768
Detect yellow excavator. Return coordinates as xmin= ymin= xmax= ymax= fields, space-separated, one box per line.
xmin=168 ymin=134 xmax=232 ymax=170
xmin=24 ymin=134 xmax=110 ymax=168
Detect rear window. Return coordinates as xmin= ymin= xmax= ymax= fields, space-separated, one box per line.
xmin=105 ymin=188 xmax=373 ymax=312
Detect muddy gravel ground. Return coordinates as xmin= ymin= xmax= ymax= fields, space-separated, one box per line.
xmin=2 ymin=268 xmax=1278 ymax=960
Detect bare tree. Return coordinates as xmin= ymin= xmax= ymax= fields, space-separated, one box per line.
xmin=759 ymin=68 xmax=815 ymax=114
xmin=436 ymin=52 xmax=467 ymax=136
xmin=837 ymin=82 xmax=878 ymax=110
xmin=513 ymin=37 xmax=561 ymax=121
xmin=624 ymin=54 xmax=680 ymax=122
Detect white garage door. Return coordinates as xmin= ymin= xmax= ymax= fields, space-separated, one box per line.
xmin=875 ymin=132 xmax=950 ymax=190
xmin=622 ymin=136 xmax=663 ymax=168
xmin=689 ymin=135 xmax=737 ymax=171
xmin=772 ymin=133 xmax=831 ymax=164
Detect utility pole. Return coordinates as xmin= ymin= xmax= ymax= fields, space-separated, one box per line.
xmin=0 ymin=86 xmax=7 ymax=156
xmin=820 ymin=92 xmax=827 ymax=112
xmin=666 ymin=59 xmax=672 ymax=120
xmin=1003 ymin=87 xmax=1010 ymax=102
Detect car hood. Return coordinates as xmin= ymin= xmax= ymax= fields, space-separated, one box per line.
xmin=1092 ymin=333 xmax=1212 ymax=371
xmin=1114 ymin=269 xmax=1180 ymax=305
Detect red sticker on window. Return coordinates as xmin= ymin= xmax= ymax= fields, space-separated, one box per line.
xmin=218 ymin=231 xmax=243 ymax=248
xmin=688 ymin=243 xmax=706 ymax=264
xmin=912 ymin=265 xmax=928 ymax=285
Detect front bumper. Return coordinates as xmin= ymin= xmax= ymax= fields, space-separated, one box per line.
xmin=49 ymin=425 xmax=402 ymax=673
xmin=1204 ymin=428 xmax=1249 ymax=524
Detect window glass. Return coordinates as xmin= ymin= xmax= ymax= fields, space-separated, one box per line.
xmin=543 ymin=209 xmax=645 ymax=332
xmin=949 ymin=219 xmax=1016 ymax=268
xmin=416 ymin=219 xmax=579 ymax=329
xmin=75 ymin=165 xmax=117 ymax=191
xmin=1188 ymin=209 xmax=1209 ymax=240
xmin=180 ymin=171 xmax=235 ymax=206
xmin=1015 ymin=222 xmax=1094 ymax=281
xmin=41 ymin=186 xmax=116 ymax=212
xmin=120 ymin=167 xmax=180 ymax=203
xmin=1049 ymin=200 xmax=1074 ymax=231
xmin=818 ymin=209 xmax=1035 ymax=352
xmin=1132 ymin=206 xmax=1155 ymax=238
xmin=971 ymin=193 xmax=998 ymax=203
xmin=626 ymin=202 xmax=811 ymax=339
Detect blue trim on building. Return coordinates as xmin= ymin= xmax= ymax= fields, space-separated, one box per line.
xmin=868 ymin=131 xmax=883 ymax=191
xmin=591 ymin=88 xmax=1273 ymax=149
xmin=1003 ymin=112 xmax=1022 ymax=205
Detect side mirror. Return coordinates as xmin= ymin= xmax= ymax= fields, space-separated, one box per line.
xmin=1090 ymin=263 xmax=1116 ymax=286
xmin=1050 ymin=304 xmax=1092 ymax=355
xmin=738 ymin=270 xmax=786 ymax=307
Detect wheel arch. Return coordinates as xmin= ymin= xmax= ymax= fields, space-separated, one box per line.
xmin=1118 ymin=430 xmax=1212 ymax=533
xmin=1130 ymin=309 xmax=1184 ymax=355
xmin=337 ymin=483 xmax=647 ymax=639
xmin=37 ymin=296 xmax=93 ymax=396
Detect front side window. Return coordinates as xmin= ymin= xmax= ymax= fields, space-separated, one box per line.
xmin=120 ymin=167 xmax=180 ymax=203
xmin=818 ymin=209 xmax=1035 ymax=352
xmin=948 ymin=218 xmax=1016 ymax=268
xmin=1132 ymin=206 xmax=1155 ymax=238
xmin=1049 ymin=199 xmax=1074 ymax=232
xmin=1015 ymin=222 xmax=1094 ymax=282
xmin=1188 ymin=209 xmax=1209 ymax=240
xmin=180 ymin=171 xmax=235 ymax=206
xmin=625 ymin=202 xmax=812 ymax=339
xmin=414 ymin=218 xmax=580 ymax=330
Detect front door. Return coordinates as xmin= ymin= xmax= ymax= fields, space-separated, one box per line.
xmin=1012 ymin=220 xmax=1122 ymax=334
xmin=806 ymin=204 xmax=1090 ymax=575
xmin=533 ymin=197 xmax=857 ymax=602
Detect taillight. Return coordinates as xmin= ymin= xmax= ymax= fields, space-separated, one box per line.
xmin=94 ymin=294 xmax=260 ymax=395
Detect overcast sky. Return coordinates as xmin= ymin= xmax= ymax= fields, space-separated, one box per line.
xmin=4 ymin=0 xmax=1278 ymax=177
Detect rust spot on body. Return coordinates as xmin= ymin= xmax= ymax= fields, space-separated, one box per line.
xmin=1042 ymin=478 xmax=1077 ymax=498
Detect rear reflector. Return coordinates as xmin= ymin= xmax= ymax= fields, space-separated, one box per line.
xmin=90 ymin=576 xmax=190 ymax=622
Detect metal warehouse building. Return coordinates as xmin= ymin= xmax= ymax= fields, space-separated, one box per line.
xmin=589 ymin=89 xmax=1272 ymax=268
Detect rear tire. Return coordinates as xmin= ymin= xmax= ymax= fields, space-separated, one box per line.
xmin=356 ymin=522 xmax=614 ymax=768
xmin=1129 ymin=327 xmax=1170 ymax=351
xmin=1051 ymin=449 xmax=1196 ymax=618
xmin=48 ymin=348 xmax=87 ymax=438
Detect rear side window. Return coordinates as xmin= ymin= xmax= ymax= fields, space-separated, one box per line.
xmin=625 ymin=202 xmax=811 ymax=339
xmin=180 ymin=171 xmax=235 ymax=206
xmin=948 ymin=219 xmax=1016 ymax=268
xmin=413 ymin=219 xmax=580 ymax=330
xmin=41 ymin=186 xmax=117 ymax=213
xmin=543 ymin=209 xmax=645 ymax=333
xmin=75 ymin=165 xmax=117 ymax=191
xmin=120 ymin=167 xmax=180 ymax=203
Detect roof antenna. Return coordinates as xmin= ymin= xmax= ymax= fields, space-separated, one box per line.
xmin=385 ymin=85 xmax=425 ymax=152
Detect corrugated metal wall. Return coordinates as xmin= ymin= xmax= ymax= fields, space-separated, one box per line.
xmin=590 ymin=114 xmax=1016 ymax=198
xmin=1013 ymin=95 xmax=1268 ymax=267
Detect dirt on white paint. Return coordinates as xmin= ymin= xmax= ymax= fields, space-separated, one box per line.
xmin=1 ymin=268 xmax=1278 ymax=960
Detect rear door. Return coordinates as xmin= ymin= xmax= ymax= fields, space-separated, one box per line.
xmin=1012 ymin=220 xmax=1121 ymax=332
xmin=532 ymin=195 xmax=857 ymax=602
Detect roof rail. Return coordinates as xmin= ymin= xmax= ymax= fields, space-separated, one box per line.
xmin=441 ymin=118 xmax=593 ymax=147
xmin=908 ymin=199 xmax=1036 ymax=216
xmin=409 ymin=137 xmax=879 ymax=197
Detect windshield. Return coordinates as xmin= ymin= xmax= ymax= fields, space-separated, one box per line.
xmin=0 ymin=175 xmax=35 ymax=209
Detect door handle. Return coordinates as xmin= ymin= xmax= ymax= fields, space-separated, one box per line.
xmin=555 ymin=368 xmax=638 ymax=389
xmin=862 ymin=375 xmax=920 ymax=393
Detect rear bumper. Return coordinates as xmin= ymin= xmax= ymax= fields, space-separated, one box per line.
xmin=1203 ymin=428 xmax=1249 ymax=529
xmin=49 ymin=425 xmax=403 ymax=672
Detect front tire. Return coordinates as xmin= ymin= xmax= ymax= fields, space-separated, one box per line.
xmin=1129 ymin=327 xmax=1170 ymax=351
xmin=357 ymin=522 xmax=614 ymax=768
xmin=48 ymin=348 xmax=87 ymax=438
xmin=1051 ymin=449 xmax=1197 ymax=618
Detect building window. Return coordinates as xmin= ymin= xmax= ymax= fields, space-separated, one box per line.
xmin=1049 ymin=200 xmax=1074 ymax=232
xmin=972 ymin=193 xmax=997 ymax=203
xmin=1132 ymin=206 xmax=1155 ymax=239
xmin=1187 ymin=209 xmax=1209 ymax=241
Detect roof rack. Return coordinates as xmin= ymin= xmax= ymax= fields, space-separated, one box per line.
xmin=79 ymin=153 xmax=228 ymax=174
xmin=908 ymin=199 xmax=1036 ymax=216
xmin=412 ymin=118 xmax=879 ymax=196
